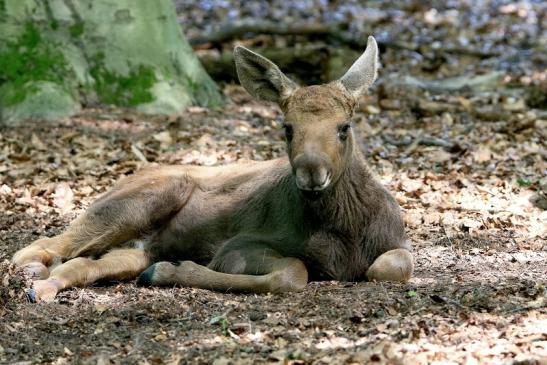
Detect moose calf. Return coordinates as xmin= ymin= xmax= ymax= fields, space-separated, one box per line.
xmin=13 ymin=36 xmax=413 ymax=302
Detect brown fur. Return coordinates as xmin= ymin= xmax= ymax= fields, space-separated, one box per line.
xmin=12 ymin=38 xmax=413 ymax=301
xmin=280 ymin=84 xmax=356 ymax=115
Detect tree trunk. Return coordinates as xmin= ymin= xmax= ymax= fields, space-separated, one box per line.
xmin=0 ymin=0 xmax=222 ymax=126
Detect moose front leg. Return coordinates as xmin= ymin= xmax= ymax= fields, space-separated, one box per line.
xmin=137 ymin=241 xmax=308 ymax=293
xmin=366 ymin=248 xmax=414 ymax=282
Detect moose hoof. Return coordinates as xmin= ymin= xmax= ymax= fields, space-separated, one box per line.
xmin=137 ymin=262 xmax=176 ymax=287
xmin=28 ymin=279 xmax=63 ymax=303
xmin=21 ymin=262 xmax=50 ymax=280
xmin=26 ymin=288 xmax=38 ymax=303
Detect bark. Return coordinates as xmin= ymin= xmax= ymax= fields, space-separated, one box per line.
xmin=0 ymin=0 xmax=222 ymax=126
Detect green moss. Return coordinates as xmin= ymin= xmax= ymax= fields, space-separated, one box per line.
xmin=90 ymin=59 xmax=157 ymax=107
xmin=69 ymin=23 xmax=84 ymax=38
xmin=185 ymin=76 xmax=199 ymax=94
xmin=187 ymin=74 xmax=223 ymax=108
xmin=0 ymin=22 xmax=71 ymax=106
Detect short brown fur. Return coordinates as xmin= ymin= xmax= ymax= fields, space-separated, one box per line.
xmin=12 ymin=37 xmax=413 ymax=302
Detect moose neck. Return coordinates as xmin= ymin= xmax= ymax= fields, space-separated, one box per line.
xmin=300 ymin=145 xmax=372 ymax=237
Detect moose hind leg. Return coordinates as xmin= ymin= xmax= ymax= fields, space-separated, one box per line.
xmin=29 ymin=249 xmax=149 ymax=302
xmin=210 ymin=242 xmax=309 ymax=292
xmin=366 ymin=248 xmax=414 ymax=282
xmin=138 ymin=240 xmax=308 ymax=293
xmin=137 ymin=258 xmax=307 ymax=294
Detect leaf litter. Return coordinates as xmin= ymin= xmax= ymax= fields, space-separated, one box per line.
xmin=0 ymin=83 xmax=544 ymax=363
xmin=1 ymin=0 xmax=546 ymax=363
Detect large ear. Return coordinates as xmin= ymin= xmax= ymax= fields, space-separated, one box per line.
xmin=338 ymin=36 xmax=379 ymax=98
xmin=234 ymin=46 xmax=297 ymax=103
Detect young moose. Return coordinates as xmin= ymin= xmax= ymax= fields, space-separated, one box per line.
xmin=13 ymin=36 xmax=413 ymax=302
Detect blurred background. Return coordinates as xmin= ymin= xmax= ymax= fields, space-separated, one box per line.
xmin=179 ymin=0 xmax=545 ymax=89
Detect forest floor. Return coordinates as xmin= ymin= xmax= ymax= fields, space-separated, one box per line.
xmin=1 ymin=1 xmax=547 ymax=364
xmin=0 ymin=84 xmax=545 ymax=364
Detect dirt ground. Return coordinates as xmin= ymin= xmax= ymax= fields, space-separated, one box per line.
xmin=1 ymin=1 xmax=547 ymax=364
xmin=1 ymin=84 xmax=545 ymax=364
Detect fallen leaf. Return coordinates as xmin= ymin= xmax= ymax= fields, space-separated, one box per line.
xmin=473 ymin=147 xmax=492 ymax=163
xmin=94 ymin=304 xmax=108 ymax=314
xmin=31 ymin=133 xmax=47 ymax=151
xmin=153 ymin=131 xmax=173 ymax=147
xmin=15 ymin=189 xmax=34 ymax=206
xmin=53 ymin=183 xmax=74 ymax=215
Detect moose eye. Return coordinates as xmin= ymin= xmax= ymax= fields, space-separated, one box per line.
xmin=283 ymin=124 xmax=294 ymax=142
xmin=337 ymin=124 xmax=351 ymax=141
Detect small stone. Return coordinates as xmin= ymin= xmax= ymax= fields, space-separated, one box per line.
xmin=386 ymin=319 xmax=400 ymax=329
xmin=364 ymin=105 xmax=381 ymax=114
xmin=154 ymin=333 xmax=167 ymax=341
xmin=152 ymin=131 xmax=173 ymax=146
xmin=503 ymin=98 xmax=526 ymax=112
xmin=379 ymin=99 xmax=402 ymax=110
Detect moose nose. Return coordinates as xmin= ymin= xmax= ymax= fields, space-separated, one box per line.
xmin=293 ymin=154 xmax=332 ymax=191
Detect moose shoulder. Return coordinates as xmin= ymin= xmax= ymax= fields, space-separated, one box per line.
xmin=12 ymin=36 xmax=413 ymax=302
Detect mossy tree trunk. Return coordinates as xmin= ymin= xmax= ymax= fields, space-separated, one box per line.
xmin=0 ymin=0 xmax=223 ymax=125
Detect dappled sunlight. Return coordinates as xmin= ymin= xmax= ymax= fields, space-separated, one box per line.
xmin=172 ymin=305 xmax=546 ymax=364
xmin=1 ymin=0 xmax=545 ymax=363
xmin=1 ymin=88 xmax=544 ymax=363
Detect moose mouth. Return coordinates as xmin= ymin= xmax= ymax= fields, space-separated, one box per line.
xmin=297 ymin=174 xmax=332 ymax=200
xmin=300 ymin=189 xmax=325 ymax=200
xmin=295 ymin=171 xmax=331 ymax=192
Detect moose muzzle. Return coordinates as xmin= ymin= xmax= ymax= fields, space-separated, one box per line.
xmin=292 ymin=153 xmax=333 ymax=193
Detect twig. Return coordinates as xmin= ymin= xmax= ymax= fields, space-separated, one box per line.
xmin=505 ymin=298 xmax=545 ymax=314
xmin=475 ymin=185 xmax=496 ymax=196
xmin=131 ymin=144 xmax=148 ymax=163
xmin=443 ymin=206 xmax=511 ymax=214
xmin=421 ymin=136 xmax=456 ymax=149
xmin=404 ymin=131 xmax=423 ymax=155
xmin=382 ymin=134 xmax=412 ymax=146
xmin=382 ymin=134 xmax=456 ymax=149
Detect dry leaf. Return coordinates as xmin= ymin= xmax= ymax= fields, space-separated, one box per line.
xmin=31 ymin=133 xmax=47 ymax=151
xmin=153 ymin=131 xmax=173 ymax=146
xmin=0 ymin=184 xmax=12 ymax=195
xmin=473 ymin=147 xmax=492 ymax=163
xmin=461 ymin=218 xmax=482 ymax=229
xmin=53 ymin=183 xmax=74 ymax=215
xmin=428 ymin=149 xmax=452 ymax=163
xmin=401 ymin=177 xmax=423 ymax=194
xmin=15 ymin=189 xmax=34 ymax=206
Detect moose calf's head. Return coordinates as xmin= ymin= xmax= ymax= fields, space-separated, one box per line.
xmin=234 ymin=37 xmax=379 ymax=197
